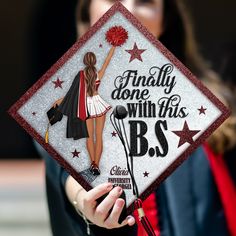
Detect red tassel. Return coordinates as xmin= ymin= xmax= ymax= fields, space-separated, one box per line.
xmin=134 ymin=199 xmax=156 ymax=236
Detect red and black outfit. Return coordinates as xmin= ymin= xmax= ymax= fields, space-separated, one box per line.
xmin=58 ymin=70 xmax=111 ymax=140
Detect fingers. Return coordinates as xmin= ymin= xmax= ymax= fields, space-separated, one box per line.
xmin=94 ymin=186 xmax=123 ymax=220
xmin=104 ymin=198 xmax=125 ymax=227
xmin=125 ymin=215 xmax=136 ymax=226
xmin=78 ymin=183 xmax=136 ymax=229
xmin=80 ymin=183 xmax=113 ymax=221
xmin=104 ymin=198 xmax=136 ymax=229
xmin=53 ymin=101 xmax=58 ymax=108
xmin=95 ymin=187 xmax=123 ymax=215
xmin=85 ymin=183 xmax=113 ymax=203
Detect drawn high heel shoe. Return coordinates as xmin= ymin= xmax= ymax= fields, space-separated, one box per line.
xmin=91 ymin=163 xmax=101 ymax=176
xmin=89 ymin=161 xmax=96 ymax=172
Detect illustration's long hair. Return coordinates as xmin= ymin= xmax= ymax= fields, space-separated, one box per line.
xmin=83 ymin=52 xmax=97 ymax=96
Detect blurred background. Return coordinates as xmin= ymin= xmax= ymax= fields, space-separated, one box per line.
xmin=0 ymin=0 xmax=235 ymax=235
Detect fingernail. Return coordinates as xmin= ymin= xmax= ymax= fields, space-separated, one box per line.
xmin=126 ymin=216 xmax=135 ymax=225
xmin=117 ymin=187 xmax=122 ymax=193
xmin=106 ymin=183 xmax=113 ymax=190
xmin=125 ymin=216 xmax=132 ymax=223
xmin=116 ymin=199 xmax=124 ymax=207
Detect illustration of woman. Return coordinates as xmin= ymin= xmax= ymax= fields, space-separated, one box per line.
xmin=54 ymin=46 xmax=116 ymax=175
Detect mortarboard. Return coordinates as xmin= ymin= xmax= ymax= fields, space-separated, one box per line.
xmin=8 ymin=2 xmax=230 ymax=234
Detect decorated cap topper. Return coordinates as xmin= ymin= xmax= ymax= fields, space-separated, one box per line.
xmin=9 ymin=2 xmax=229 ymax=215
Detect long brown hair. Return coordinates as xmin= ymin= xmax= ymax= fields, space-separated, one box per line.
xmin=203 ymin=78 xmax=236 ymax=154
xmin=83 ymin=52 xmax=97 ymax=96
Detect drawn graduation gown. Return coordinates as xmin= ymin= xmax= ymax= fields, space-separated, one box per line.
xmin=58 ymin=70 xmax=89 ymax=140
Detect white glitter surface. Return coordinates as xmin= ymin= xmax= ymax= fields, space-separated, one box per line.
xmin=18 ymin=12 xmax=222 ymax=207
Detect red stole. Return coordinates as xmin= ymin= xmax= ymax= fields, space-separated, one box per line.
xmin=134 ymin=193 xmax=160 ymax=236
xmin=203 ymin=143 xmax=236 ymax=236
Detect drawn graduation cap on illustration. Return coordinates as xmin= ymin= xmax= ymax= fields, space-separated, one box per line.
xmin=9 ymin=2 xmax=230 ymax=235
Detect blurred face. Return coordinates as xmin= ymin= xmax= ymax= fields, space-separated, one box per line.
xmin=79 ymin=0 xmax=163 ymax=38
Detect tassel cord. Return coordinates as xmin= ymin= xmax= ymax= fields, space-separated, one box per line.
xmin=110 ymin=113 xmax=139 ymax=197
xmin=110 ymin=112 xmax=156 ymax=236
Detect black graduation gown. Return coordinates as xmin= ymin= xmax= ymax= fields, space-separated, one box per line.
xmin=58 ymin=71 xmax=89 ymax=140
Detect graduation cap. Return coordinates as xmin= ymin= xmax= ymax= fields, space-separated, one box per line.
xmin=47 ymin=104 xmax=63 ymax=125
xmin=8 ymin=2 xmax=230 ymax=235
xmin=45 ymin=104 xmax=63 ymax=143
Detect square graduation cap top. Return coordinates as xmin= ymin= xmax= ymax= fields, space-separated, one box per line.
xmin=9 ymin=2 xmax=230 ymax=214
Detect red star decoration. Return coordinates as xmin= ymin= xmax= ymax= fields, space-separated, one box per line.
xmin=198 ymin=106 xmax=207 ymax=115
xmin=52 ymin=78 xmax=64 ymax=89
xmin=99 ymin=43 xmax=103 ymax=48
xmin=71 ymin=149 xmax=80 ymax=158
xmin=125 ymin=42 xmax=146 ymax=62
xmin=172 ymin=121 xmax=200 ymax=147
xmin=111 ymin=131 xmax=117 ymax=137
xmin=143 ymin=171 xmax=149 ymax=177
xmin=32 ymin=112 xmax=37 ymax=116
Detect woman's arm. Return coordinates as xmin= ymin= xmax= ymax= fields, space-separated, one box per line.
xmin=53 ymin=97 xmax=64 ymax=107
xmin=65 ymin=175 xmax=135 ymax=229
xmin=98 ymin=46 xmax=116 ymax=80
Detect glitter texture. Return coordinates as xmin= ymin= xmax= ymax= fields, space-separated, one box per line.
xmin=8 ymin=2 xmax=230 ymax=214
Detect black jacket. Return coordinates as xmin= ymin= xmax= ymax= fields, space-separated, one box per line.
xmin=35 ymin=142 xmax=230 ymax=236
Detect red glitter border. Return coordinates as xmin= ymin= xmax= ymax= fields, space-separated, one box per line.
xmin=8 ymin=2 xmax=230 ymax=214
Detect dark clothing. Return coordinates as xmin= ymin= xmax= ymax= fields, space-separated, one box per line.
xmin=35 ymin=142 xmax=230 ymax=236
xmin=58 ymin=71 xmax=89 ymax=140
xmin=156 ymin=147 xmax=229 ymax=236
